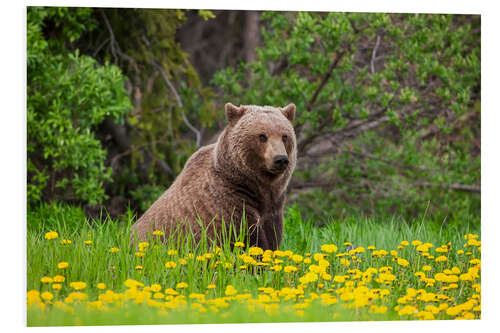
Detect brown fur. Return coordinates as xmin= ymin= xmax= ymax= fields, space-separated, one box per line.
xmin=130 ymin=103 xmax=297 ymax=250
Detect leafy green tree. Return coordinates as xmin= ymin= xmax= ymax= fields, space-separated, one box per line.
xmin=27 ymin=7 xmax=132 ymax=206
xmin=213 ymin=12 xmax=480 ymax=224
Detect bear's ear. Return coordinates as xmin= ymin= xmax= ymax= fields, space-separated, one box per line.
xmin=281 ymin=103 xmax=296 ymax=122
xmin=225 ymin=103 xmax=247 ymax=123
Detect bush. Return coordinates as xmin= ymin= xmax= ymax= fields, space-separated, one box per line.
xmin=27 ymin=7 xmax=132 ymax=206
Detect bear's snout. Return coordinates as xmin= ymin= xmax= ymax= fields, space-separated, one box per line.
xmin=273 ymin=155 xmax=289 ymax=171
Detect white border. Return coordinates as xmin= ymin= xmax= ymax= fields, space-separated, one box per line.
xmin=3 ymin=0 xmax=498 ymax=332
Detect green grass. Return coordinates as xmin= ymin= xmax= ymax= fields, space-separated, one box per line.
xmin=27 ymin=204 xmax=481 ymax=326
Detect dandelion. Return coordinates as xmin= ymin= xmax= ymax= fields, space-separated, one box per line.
xmin=97 ymin=283 xmax=106 ymax=290
xmin=234 ymin=242 xmax=245 ymax=248
xmin=397 ymin=258 xmax=409 ymax=267
xmin=57 ymin=262 xmax=69 ymax=269
xmin=207 ymin=284 xmax=216 ymax=289
xmin=435 ymin=256 xmax=447 ymax=263
xmin=321 ymin=244 xmax=338 ymax=253
xmin=41 ymin=291 xmax=54 ymax=301
xmin=165 ymin=261 xmax=177 ymax=269
xmin=225 ymin=285 xmax=237 ymax=296
xmin=109 ymin=247 xmax=119 ymax=253
xmin=45 ymin=231 xmax=59 ymax=240
xmin=135 ymin=265 xmax=143 ymax=270
xmin=69 ymin=281 xmax=87 ymax=290
xmin=84 ymin=240 xmax=92 ymax=245
xmin=51 ymin=283 xmax=62 ymax=290
xmin=135 ymin=252 xmax=145 ymax=258
xmin=152 ymin=230 xmax=164 ymax=236
xmin=248 ymin=247 xmax=263 ymax=256
xmin=176 ymin=282 xmax=188 ymax=289
xmin=422 ymin=265 xmax=432 ymax=271
xmin=40 ymin=276 xmax=53 ymax=284
xmin=284 ymin=266 xmax=298 ymax=273
xmin=61 ymin=239 xmax=72 ymax=245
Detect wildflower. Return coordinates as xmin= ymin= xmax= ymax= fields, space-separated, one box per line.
xmin=150 ymin=284 xmax=162 ymax=292
xmin=124 ymin=279 xmax=144 ymax=288
xmin=422 ymin=265 xmax=432 ymax=271
xmin=84 ymin=240 xmax=92 ymax=245
xmin=178 ymin=258 xmax=187 ymax=265
xmin=152 ymin=230 xmax=164 ymax=236
xmin=340 ymin=258 xmax=350 ymax=267
xmin=61 ymin=239 xmax=72 ymax=245
xmin=313 ymin=253 xmax=325 ymax=261
xmin=225 ymin=285 xmax=237 ymax=296
xmin=234 ymin=241 xmax=245 ymax=248
xmin=51 ymin=283 xmax=62 ymax=290
xmin=400 ymin=241 xmax=409 ymax=246
xmin=411 ymin=240 xmax=422 ymax=246
xmin=135 ymin=252 xmax=145 ymax=258
xmin=303 ymin=258 xmax=312 ymax=264
xmin=165 ymin=261 xmax=177 ymax=269
xmin=40 ymin=276 xmax=53 ymax=284
xmin=45 ymin=231 xmax=59 ymax=240
xmin=435 ymin=256 xmax=447 ymax=262
xmin=109 ymin=247 xmax=119 ymax=253
xmin=176 ymin=282 xmax=188 ymax=289
xmin=248 ymin=246 xmax=264 ymax=256
xmin=397 ymin=258 xmax=409 ymax=267
xmin=291 ymin=254 xmax=303 ymax=263
xmin=97 ymin=283 xmax=106 ymax=290
xmin=69 ymin=281 xmax=87 ymax=290
xmin=321 ymin=244 xmax=338 ymax=253
xmin=367 ymin=245 xmax=376 ymax=250
xmin=41 ymin=291 xmax=54 ymax=301
xmin=57 ymin=262 xmax=69 ymax=269
xmin=457 ymin=250 xmax=464 ymax=255
xmin=207 ymin=284 xmax=216 ymax=289
xmin=284 ymin=265 xmax=298 ymax=273
xmin=135 ymin=265 xmax=143 ymax=270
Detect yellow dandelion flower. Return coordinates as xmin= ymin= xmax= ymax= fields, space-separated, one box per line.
xmin=135 ymin=265 xmax=143 ymax=270
xmin=41 ymin=291 xmax=54 ymax=301
xmin=165 ymin=261 xmax=177 ymax=269
xmin=367 ymin=245 xmax=376 ymax=250
xmin=97 ymin=283 xmax=106 ymax=290
xmin=40 ymin=276 xmax=53 ymax=284
xmin=109 ymin=247 xmax=119 ymax=253
xmin=234 ymin=241 xmax=245 ymax=248
xmin=45 ymin=231 xmax=59 ymax=240
xmin=284 ymin=266 xmax=298 ymax=273
xmin=248 ymin=247 xmax=263 ymax=256
xmin=397 ymin=258 xmax=409 ymax=267
xmin=422 ymin=265 xmax=432 ymax=271
xmin=152 ymin=230 xmax=164 ymax=236
xmin=150 ymin=284 xmax=162 ymax=292
xmin=435 ymin=256 xmax=447 ymax=262
xmin=176 ymin=282 xmax=188 ymax=289
xmin=225 ymin=285 xmax=237 ymax=296
xmin=135 ymin=252 xmax=145 ymax=258
xmin=51 ymin=283 xmax=62 ymax=290
xmin=207 ymin=284 xmax=216 ymax=289
xmin=57 ymin=262 xmax=69 ymax=269
xmin=321 ymin=244 xmax=338 ymax=253
xmin=411 ymin=240 xmax=422 ymax=246
xmin=61 ymin=239 xmax=72 ymax=245
xmin=69 ymin=281 xmax=87 ymax=290
xmin=84 ymin=240 xmax=92 ymax=245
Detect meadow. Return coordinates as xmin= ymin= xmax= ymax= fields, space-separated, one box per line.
xmin=26 ymin=204 xmax=481 ymax=326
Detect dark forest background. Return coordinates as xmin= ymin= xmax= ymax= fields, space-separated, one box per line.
xmin=27 ymin=7 xmax=480 ymax=226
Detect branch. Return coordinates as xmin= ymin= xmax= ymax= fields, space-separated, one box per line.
xmin=370 ymin=35 xmax=381 ymax=74
xmin=306 ymin=50 xmax=346 ymax=111
xmin=151 ymin=59 xmax=202 ymax=148
xmin=413 ymin=182 xmax=481 ymax=193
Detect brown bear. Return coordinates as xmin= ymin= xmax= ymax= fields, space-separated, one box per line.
xmin=130 ymin=102 xmax=296 ymax=250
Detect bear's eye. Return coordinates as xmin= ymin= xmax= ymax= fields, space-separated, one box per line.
xmin=282 ymin=135 xmax=288 ymax=143
xmin=259 ymin=134 xmax=267 ymax=143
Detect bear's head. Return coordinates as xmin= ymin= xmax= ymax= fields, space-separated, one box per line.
xmin=216 ymin=103 xmax=297 ymax=184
